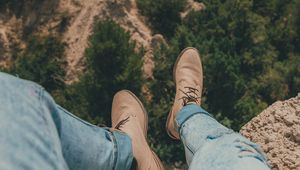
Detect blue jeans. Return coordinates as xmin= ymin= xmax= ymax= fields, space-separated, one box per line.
xmin=0 ymin=72 xmax=132 ymax=170
xmin=0 ymin=72 xmax=269 ymax=169
xmin=177 ymin=104 xmax=270 ymax=170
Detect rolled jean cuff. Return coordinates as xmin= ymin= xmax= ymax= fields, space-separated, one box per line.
xmin=112 ymin=131 xmax=133 ymax=170
xmin=175 ymin=104 xmax=213 ymax=133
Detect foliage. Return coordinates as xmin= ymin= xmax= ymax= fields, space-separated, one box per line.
xmin=151 ymin=0 xmax=300 ymax=128
xmin=146 ymin=0 xmax=300 ymax=163
xmin=56 ymin=20 xmax=143 ymax=125
xmin=0 ymin=0 xmax=26 ymax=16
xmin=137 ymin=0 xmax=187 ymax=38
xmin=11 ymin=36 xmax=66 ymax=93
xmin=146 ymin=44 xmax=185 ymax=163
xmin=0 ymin=39 xmax=4 ymax=57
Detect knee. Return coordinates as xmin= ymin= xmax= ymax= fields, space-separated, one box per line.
xmin=0 ymin=72 xmax=44 ymax=102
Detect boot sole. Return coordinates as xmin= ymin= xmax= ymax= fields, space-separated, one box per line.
xmin=152 ymin=150 xmax=165 ymax=170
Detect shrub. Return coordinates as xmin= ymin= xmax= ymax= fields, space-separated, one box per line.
xmin=147 ymin=44 xmax=185 ymax=164
xmin=147 ymin=0 xmax=300 ymax=163
xmin=137 ymin=0 xmax=187 ymax=38
xmin=0 ymin=39 xmax=4 ymax=56
xmin=177 ymin=0 xmax=299 ymax=129
xmin=11 ymin=36 xmax=66 ymax=93
xmin=58 ymin=20 xmax=143 ymax=125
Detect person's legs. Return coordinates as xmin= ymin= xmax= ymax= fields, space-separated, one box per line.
xmin=0 ymin=72 xmax=68 ymax=170
xmin=0 ymin=72 xmax=132 ymax=170
xmin=176 ymin=104 xmax=270 ymax=170
xmin=57 ymin=105 xmax=133 ymax=170
xmin=166 ymin=47 xmax=270 ymax=170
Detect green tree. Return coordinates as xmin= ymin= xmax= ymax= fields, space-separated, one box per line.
xmin=147 ymin=0 xmax=300 ymax=164
xmin=180 ymin=0 xmax=299 ymax=129
xmin=12 ymin=36 xmax=66 ymax=93
xmin=137 ymin=0 xmax=187 ymax=38
xmin=58 ymin=20 xmax=144 ymax=125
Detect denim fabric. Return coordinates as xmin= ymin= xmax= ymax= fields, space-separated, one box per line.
xmin=57 ymin=106 xmax=133 ymax=170
xmin=176 ymin=104 xmax=270 ymax=170
xmin=0 ymin=72 xmax=133 ymax=170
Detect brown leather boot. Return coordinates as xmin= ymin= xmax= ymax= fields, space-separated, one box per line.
xmin=111 ymin=90 xmax=164 ymax=170
xmin=166 ymin=47 xmax=203 ymax=139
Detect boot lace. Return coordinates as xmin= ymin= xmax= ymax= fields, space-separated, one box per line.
xmin=114 ymin=116 xmax=130 ymax=130
xmin=114 ymin=115 xmax=136 ymax=130
xmin=179 ymin=87 xmax=201 ymax=106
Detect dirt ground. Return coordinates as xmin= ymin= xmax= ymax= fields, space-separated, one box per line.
xmin=241 ymin=94 xmax=300 ymax=170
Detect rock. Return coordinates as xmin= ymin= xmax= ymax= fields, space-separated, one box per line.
xmin=293 ymin=130 xmax=300 ymax=143
xmin=151 ymin=34 xmax=167 ymax=49
xmin=180 ymin=0 xmax=204 ymax=19
xmin=283 ymin=114 xmax=294 ymax=126
xmin=240 ymin=94 xmax=300 ymax=170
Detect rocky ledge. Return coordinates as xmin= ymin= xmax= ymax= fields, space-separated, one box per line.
xmin=240 ymin=94 xmax=300 ymax=170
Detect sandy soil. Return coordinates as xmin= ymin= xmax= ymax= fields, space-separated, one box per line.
xmin=241 ymin=94 xmax=300 ymax=170
xmin=60 ymin=0 xmax=154 ymax=83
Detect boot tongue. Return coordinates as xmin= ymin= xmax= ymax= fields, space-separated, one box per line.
xmin=174 ymin=82 xmax=201 ymax=112
xmin=178 ymin=81 xmax=202 ymax=104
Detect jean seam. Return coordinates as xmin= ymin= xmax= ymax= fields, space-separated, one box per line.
xmin=57 ymin=105 xmax=96 ymax=127
xmin=179 ymin=125 xmax=195 ymax=155
xmin=38 ymin=87 xmax=61 ymax=169
xmin=110 ymin=132 xmax=118 ymax=170
xmin=38 ymin=87 xmax=52 ymax=135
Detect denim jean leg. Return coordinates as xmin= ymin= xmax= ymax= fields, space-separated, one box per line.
xmin=175 ymin=104 xmax=223 ymax=165
xmin=51 ymin=99 xmax=133 ymax=170
xmin=176 ymin=104 xmax=270 ymax=170
xmin=112 ymin=131 xmax=134 ymax=170
xmin=0 ymin=72 xmax=69 ymax=170
xmin=0 ymin=72 xmax=134 ymax=170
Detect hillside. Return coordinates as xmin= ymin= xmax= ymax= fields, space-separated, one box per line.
xmin=0 ymin=0 xmax=202 ymax=83
xmin=0 ymin=0 xmax=299 ymax=169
